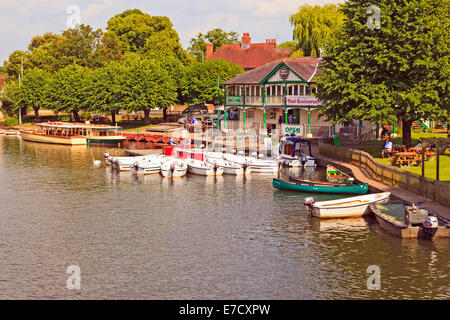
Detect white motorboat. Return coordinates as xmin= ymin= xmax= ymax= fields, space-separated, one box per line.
xmin=279 ymin=136 xmax=316 ymax=167
xmin=112 ymin=154 xmax=165 ymax=171
xmin=303 ymin=192 xmax=391 ymax=219
xmin=246 ymin=157 xmax=279 ymax=175
xmin=131 ymin=158 xmax=165 ymax=175
xmin=187 ymin=159 xmax=224 ymax=176
xmin=205 ymin=157 xmax=245 ymax=176
xmin=160 ymin=159 xmax=188 ymax=178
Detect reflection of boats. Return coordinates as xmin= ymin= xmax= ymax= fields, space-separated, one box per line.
xmin=160 ymin=159 xmax=188 ymax=178
xmin=311 ymin=218 xmax=370 ymax=232
xmin=304 ymin=192 xmax=391 ymax=218
xmin=326 ymin=165 xmax=355 ymax=184
xmin=279 ymin=136 xmax=316 ymax=167
xmin=274 ymin=176 xmax=368 ymax=194
xmin=21 ymin=122 xmax=125 ymax=146
xmin=370 ymin=202 xmax=450 ymax=239
xmin=187 ymin=159 xmax=224 ymax=176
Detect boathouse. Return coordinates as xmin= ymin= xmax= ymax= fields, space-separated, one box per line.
xmin=222 ymin=57 xmax=329 ymax=137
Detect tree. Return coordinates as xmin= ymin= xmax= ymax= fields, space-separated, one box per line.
xmin=47 ymin=65 xmax=91 ymax=122
xmin=121 ymin=58 xmax=177 ymax=124
xmin=107 ymin=9 xmax=189 ymax=65
xmin=315 ymin=0 xmax=449 ymax=147
xmin=188 ymin=28 xmax=239 ymax=62
xmin=182 ymin=59 xmax=244 ymax=104
xmin=278 ymin=41 xmax=304 ymax=57
xmin=290 ymin=4 xmax=344 ymax=56
xmin=88 ymin=62 xmax=126 ymax=124
xmin=13 ymin=68 xmax=51 ymax=120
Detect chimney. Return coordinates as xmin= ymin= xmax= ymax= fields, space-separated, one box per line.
xmin=241 ymin=32 xmax=251 ymax=48
xmin=266 ymin=38 xmax=276 ymax=50
xmin=205 ymin=43 xmax=213 ymax=60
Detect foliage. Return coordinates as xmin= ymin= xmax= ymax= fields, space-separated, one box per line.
xmin=13 ymin=68 xmax=51 ymax=119
xmin=290 ymin=4 xmax=344 ymax=56
xmin=278 ymin=41 xmax=304 ymax=57
xmin=182 ymin=59 xmax=244 ymax=104
xmin=315 ymin=0 xmax=449 ymax=147
xmin=107 ymin=9 xmax=189 ymax=65
xmin=188 ymin=28 xmax=239 ymax=62
xmin=4 ymin=118 xmax=19 ymax=127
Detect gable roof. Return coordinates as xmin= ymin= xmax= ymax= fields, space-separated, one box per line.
xmin=207 ymin=43 xmax=291 ymax=70
xmin=223 ymin=57 xmax=322 ymax=85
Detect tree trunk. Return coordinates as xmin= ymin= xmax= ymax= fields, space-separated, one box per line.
xmin=143 ymin=110 xmax=150 ymax=125
xmin=402 ymin=119 xmax=413 ymax=148
xmin=111 ymin=111 xmax=116 ymax=125
xmin=73 ymin=110 xmax=81 ymax=123
xmin=163 ymin=107 xmax=167 ymax=122
xmin=33 ymin=108 xmax=40 ymax=122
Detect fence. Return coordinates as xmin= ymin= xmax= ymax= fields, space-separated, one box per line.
xmin=319 ymin=142 xmax=450 ymax=207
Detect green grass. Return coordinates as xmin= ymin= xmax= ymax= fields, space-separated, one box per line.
xmin=349 ymin=132 xmax=450 ymax=182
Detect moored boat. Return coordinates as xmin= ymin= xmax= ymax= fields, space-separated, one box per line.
xmin=326 ymin=165 xmax=355 ymax=184
xmin=21 ymin=129 xmax=86 ymax=145
xmin=187 ymin=159 xmax=224 ymax=176
xmin=160 ymin=159 xmax=188 ymax=178
xmin=303 ymin=192 xmax=391 ymax=218
xmin=279 ymin=136 xmax=316 ymax=167
xmin=369 ymin=202 xmax=450 ymax=239
xmin=273 ymin=177 xmax=368 ymax=195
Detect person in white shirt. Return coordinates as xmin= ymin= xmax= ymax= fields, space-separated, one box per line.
xmin=382 ymin=138 xmax=393 ymax=158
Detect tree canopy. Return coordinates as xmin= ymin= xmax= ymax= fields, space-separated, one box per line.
xmin=182 ymin=59 xmax=243 ymax=104
xmin=188 ymin=28 xmax=239 ymax=62
xmin=290 ymin=4 xmax=344 ymax=57
xmin=315 ymin=0 xmax=449 ymax=147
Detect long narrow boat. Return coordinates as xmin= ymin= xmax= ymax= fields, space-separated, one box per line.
xmin=369 ymin=202 xmax=450 ymax=239
xmin=326 ymin=165 xmax=355 ymax=184
xmin=21 ymin=130 xmax=87 ymax=145
xmin=304 ymin=192 xmax=391 ymax=218
xmin=273 ymin=177 xmax=368 ymax=195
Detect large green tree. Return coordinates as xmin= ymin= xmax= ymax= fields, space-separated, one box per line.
xmin=47 ymin=64 xmax=91 ymax=122
xmin=122 ymin=58 xmax=177 ymax=124
xmin=290 ymin=4 xmax=344 ymax=56
xmin=12 ymin=68 xmax=51 ymax=120
xmin=182 ymin=59 xmax=243 ymax=104
xmin=107 ymin=9 xmax=189 ymax=65
xmin=188 ymin=28 xmax=239 ymax=62
xmin=315 ymin=0 xmax=449 ymax=147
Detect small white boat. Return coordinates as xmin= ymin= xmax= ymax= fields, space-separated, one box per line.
xmin=160 ymin=159 xmax=188 ymax=178
xmin=131 ymin=156 xmax=166 ymax=175
xmin=304 ymin=192 xmax=391 ymax=219
xmin=279 ymin=136 xmax=316 ymax=167
xmin=187 ymin=159 xmax=224 ymax=176
xmin=205 ymin=157 xmax=244 ymax=176
xmin=4 ymin=129 xmax=20 ymax=135
xmin=112 ymin=154 xmax=165 ymax=171
xmin=246 ymin=158 xmax=279 ymax=175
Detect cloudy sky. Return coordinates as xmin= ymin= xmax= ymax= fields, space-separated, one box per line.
xmin=0 ymin=0 xmax=343 ymax=64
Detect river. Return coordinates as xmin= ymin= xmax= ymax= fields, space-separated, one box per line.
xmin=0 ymin=135 xmax=448 ymax=299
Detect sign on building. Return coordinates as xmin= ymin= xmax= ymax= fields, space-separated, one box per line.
xmin=282 ymin=124 xmax=304 ymax=136
xmin=286 ymin=96 xmax=321 ymax=106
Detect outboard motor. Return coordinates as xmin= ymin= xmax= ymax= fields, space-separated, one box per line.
xmin=103 ymin=153 xmax=110 ymax=159
xmin=112 ymin=159 xmax=118 ymax=172
xmin=420 ymin=216 xmax=439 ymax=240
xmin=303 ymin=197 xmax=315 ymax=214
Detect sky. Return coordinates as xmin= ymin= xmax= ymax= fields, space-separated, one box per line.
xmin=0 ymin=0 xmax=344 ymax=65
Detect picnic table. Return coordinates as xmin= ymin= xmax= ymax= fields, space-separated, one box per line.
xmin=390 ymin=152 xmax=422 ymax=167
xmin=407 ymin=147 xmax=437 ymax=160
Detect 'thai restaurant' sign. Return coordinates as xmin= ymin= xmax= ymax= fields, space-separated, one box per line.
xmin=286 ymin=96 xmax=321 ymax=106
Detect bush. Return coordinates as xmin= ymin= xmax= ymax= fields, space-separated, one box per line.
xmin=4 ymin=117 xmax=19 ymax=127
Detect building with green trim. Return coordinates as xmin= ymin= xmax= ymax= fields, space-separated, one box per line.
xmin=222 ymin=57 xmax=325 ymax=136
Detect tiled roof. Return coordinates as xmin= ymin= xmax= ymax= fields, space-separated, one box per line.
xmin=207 ymin=43 xmax=291 ymax=70
xmin=223 ymin=57 xmax=322 ymax=85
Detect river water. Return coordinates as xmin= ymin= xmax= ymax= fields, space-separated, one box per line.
xmin=0 ymin=135 xmax=448 ymax=299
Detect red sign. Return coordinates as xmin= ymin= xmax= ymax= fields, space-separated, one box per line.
xmin=286 ymin=96 xmax=321 ymax=106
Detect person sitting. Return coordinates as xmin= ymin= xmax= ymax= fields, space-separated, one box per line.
xmin=382 ymin=138 xmax=393 ymax=158
xmin=169 ymin=136 xmax=178 ymax=146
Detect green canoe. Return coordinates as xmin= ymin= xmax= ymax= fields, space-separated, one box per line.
xmin=273 ymin=177 xmax=369 ymax=194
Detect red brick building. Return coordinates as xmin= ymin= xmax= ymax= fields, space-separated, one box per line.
xmin=206 ymin=33 xmax=291 ymax=71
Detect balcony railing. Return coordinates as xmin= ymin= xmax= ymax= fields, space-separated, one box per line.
xmin=226 ymin=95 xmax=320 ymax=107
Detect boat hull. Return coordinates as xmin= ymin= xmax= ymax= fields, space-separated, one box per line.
xmin=187 ymin=161 xmax=224 ymax=176
xmin=370 ymin=203 xmax=450 ymax=238
xmin=309 ymin=192 xmax=390 ymax=219
xmin=21 ymin=131 xmax=87 ymax=145
xmin=274 ymin=178 xmax=368 ymax=195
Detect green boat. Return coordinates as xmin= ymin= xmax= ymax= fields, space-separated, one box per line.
xmin=326 ymin=165 xmax=355 ymax=184
xmin=272 ymin=177 xmax=369 ymax=194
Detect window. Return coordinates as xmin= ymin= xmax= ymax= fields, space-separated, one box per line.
xmin=246 ymin=110 xmax=255 ymax=119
